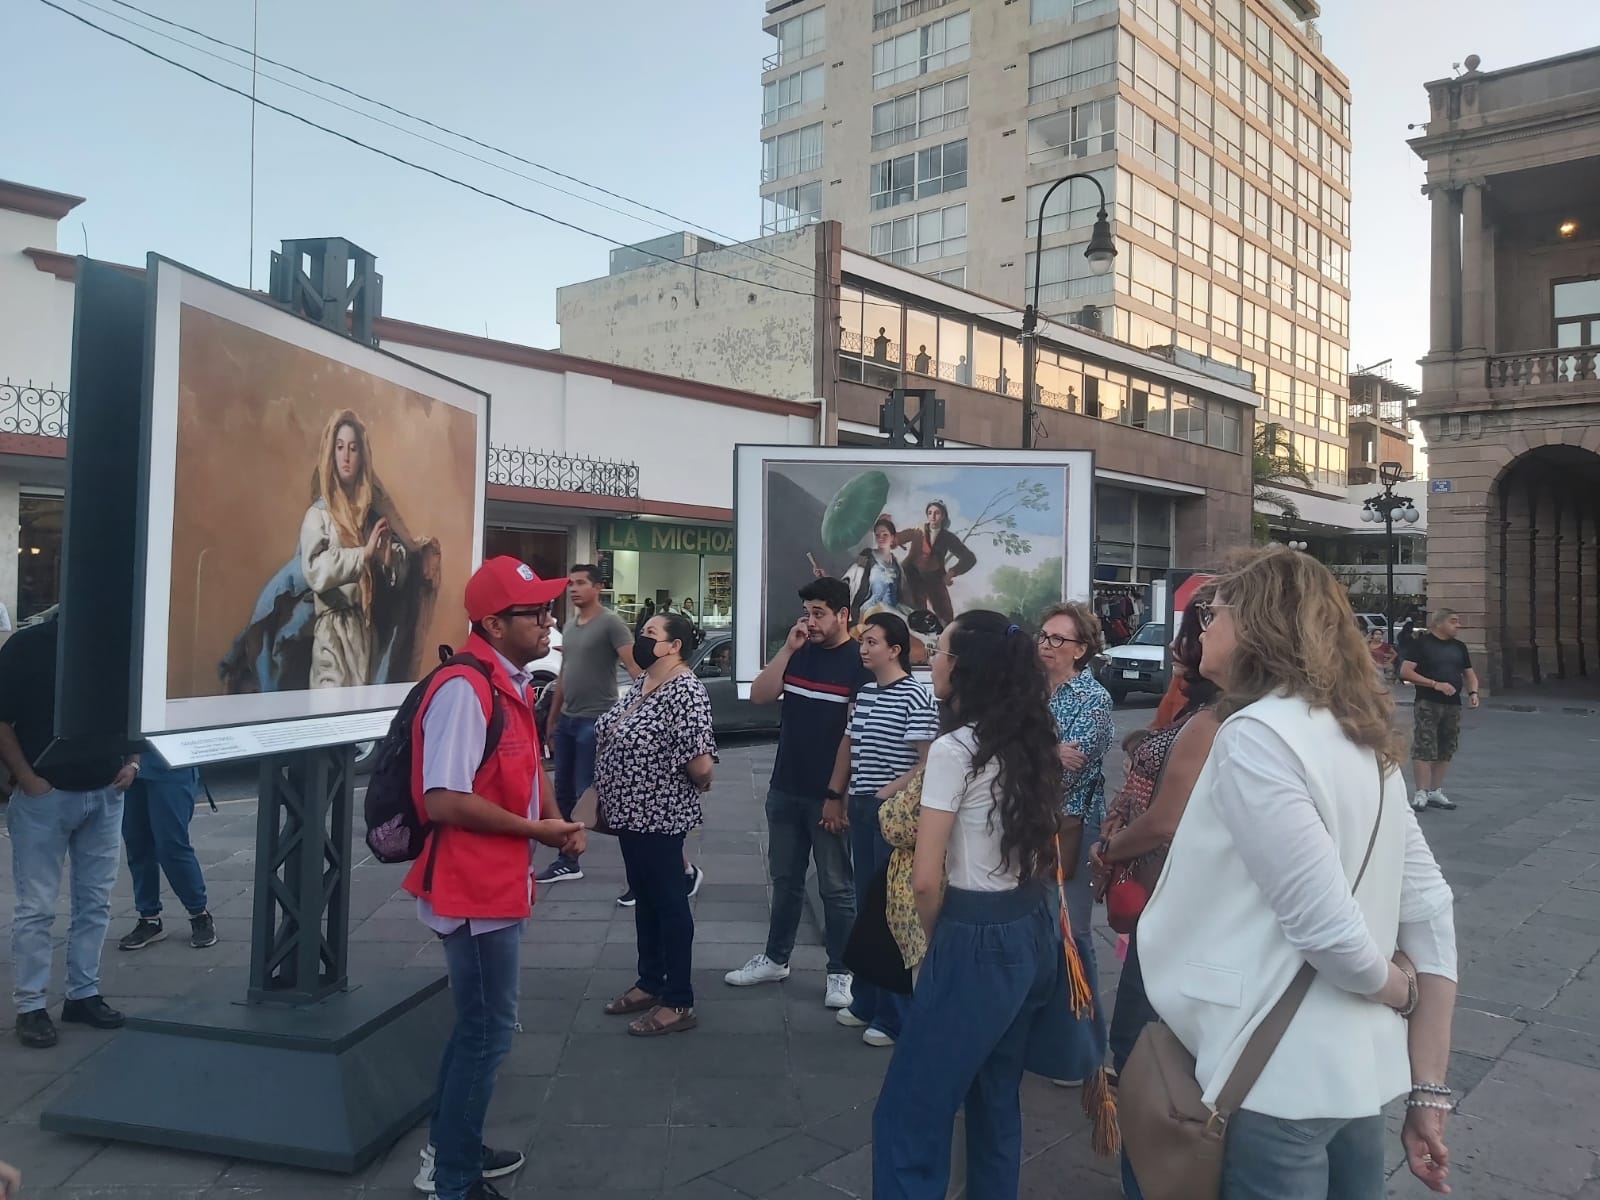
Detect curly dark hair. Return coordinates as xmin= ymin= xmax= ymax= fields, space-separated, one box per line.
xmin=939 ymin=610 xmax=1063 ymax=882
xmin=1173 ymin=583 xmax=1219 ymax=715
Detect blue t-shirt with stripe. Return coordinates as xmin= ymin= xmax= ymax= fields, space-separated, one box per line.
xmin=770 ymin=640 xmax=874 ymax=799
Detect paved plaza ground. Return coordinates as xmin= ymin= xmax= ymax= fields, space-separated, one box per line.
xmin=2 ymin=696 xmax=1599 ymax=1199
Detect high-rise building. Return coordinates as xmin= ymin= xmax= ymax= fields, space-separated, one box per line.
xmin=759 ymin=0 xmax=1353 ymax=491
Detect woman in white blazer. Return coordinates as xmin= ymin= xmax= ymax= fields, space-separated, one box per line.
xmin=1138 ymin=547 xmax=1458 ymax=1198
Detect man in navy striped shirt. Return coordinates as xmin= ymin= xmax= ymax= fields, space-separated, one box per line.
xmin=725 ymin=577 xmax=872 ymax=1010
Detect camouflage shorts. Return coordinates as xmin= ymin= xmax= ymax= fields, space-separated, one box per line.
xmin=1412 ymin=701 xmax=1461 ymax=762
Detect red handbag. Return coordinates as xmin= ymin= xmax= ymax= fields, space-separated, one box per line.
xmin=1106 ymin=869 xmax=1150 ymax=935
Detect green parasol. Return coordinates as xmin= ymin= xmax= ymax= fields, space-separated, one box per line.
xmin=820 ymin=471 xmax=891 ymax=553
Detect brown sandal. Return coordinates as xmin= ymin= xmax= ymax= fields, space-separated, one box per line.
xmin=627 ymin=1006 xmax=698 ymax=1037
xmin=604 ymin=988 xmax=659 ymax=1016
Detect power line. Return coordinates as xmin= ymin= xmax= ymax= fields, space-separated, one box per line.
xmin=34 ymin=0 xmax=838 ymax=305
xmin=85 ymin=0 xmax=822 ymax=284
xmin=60 ymin=0 xmax=820 ymax=287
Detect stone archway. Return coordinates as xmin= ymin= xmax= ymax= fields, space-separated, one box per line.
xmin=1491 ymin=446 xmax=1600 ymax=689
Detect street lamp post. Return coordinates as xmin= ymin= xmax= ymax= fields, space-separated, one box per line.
xmin=1360 ymin=460 xmax=1419 ymax=643
xmin=1020 ymin=174 xmax=1117 ymax=449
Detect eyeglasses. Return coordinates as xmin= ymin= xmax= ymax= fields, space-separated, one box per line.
xmin=927 ymin=646 xmax=957 ymax=661
xmin=1036 ymin=632 xmax=1085 ymax=650
xmin=1195 ymin=601 xmax=1233 ymax=631
xmin=498 ymin=605 xmax=553 ymax=621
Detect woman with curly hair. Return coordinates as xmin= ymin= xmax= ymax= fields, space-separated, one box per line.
xmin=873 ymin=610 xmax=1105 ymax=1200
xmin=1135 ymin=547 xmax=1457 ymax=1198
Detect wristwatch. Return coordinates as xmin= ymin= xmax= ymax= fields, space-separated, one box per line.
xmin=824 ymin=787 xmax=844 ymax=801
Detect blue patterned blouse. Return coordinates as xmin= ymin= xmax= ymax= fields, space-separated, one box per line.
xmin=1049 ymin=670 xmax=1116 ymax=829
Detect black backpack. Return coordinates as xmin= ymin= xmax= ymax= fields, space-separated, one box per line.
xmin=363 ymin=646 xmax=506 ymax=864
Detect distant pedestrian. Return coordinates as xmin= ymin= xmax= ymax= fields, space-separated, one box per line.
xmin=1399 ymin=608 xmax=1479 ymax=812
xmin=597 ymin=611 xmax=716 ymax=1037
xmin=406 ymin=557 xmax=585 ymax=1200
xmin=828 ymin=612 xmax=938 ymax=1048
xmin=633 ymin=597 xmax=656 ymax=635
xmin=0 ymin=610 xmax=136 ymax=1050
xmin=872 ymin=612 xmax=1105 ymax=1198
xmin=538 ymin=565 xmax=640 ymax=886
xmin=726 ymin=577 xmax=871 ymax=1010
xmin=117 ymin=759 xmax=217 ymax=951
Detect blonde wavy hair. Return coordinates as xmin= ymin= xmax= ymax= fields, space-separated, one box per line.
xmin=316 ymin=409 xmax=376 ymax=616
xmin=1211 ymin=546 xmax=1402 ymax=768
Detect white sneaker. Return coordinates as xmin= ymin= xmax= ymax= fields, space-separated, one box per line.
xmin=724 ymin=954 xmax=790 ymax=986
xmin=835 ymin=1007 xmax=868 ymax=1028
xmin=414 ymin=1143 xmax=525 ymax=1193
xmin=1410 ymin=789 xmax=1430 ymax=812
xmin=863 ymin=1026 xmax=895 ymax=1047
xmin=1426 ymin=789 xmax=1458 ymax=811
xmin=825 ymin=973 xmax=854 ymax=1009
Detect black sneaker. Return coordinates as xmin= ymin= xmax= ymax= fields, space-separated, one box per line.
xmin=118 ymin=918 xmax=167 ymax=951
xmin=189 ymin=912 xmax=218 ymax=949
xmin=61 ymin=995 xmax=124 ymax=1030
xmin=16 ymin=1008 xmax=58 ymax=1049
xmin=685 ymin=864 xmax=705 ymax=898
xmin=415 ymin=1143 xmax=525 ymax=1193
xmin=617 ymin=888 xmax=637 ymax=907
xmin=535 ymin=862 xmax=583 ymax=885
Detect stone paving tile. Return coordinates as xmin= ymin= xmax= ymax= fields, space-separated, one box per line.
xmin=3 ymin=715 xmax=1600 ymax=1198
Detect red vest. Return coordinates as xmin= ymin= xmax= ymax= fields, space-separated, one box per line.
xmin=402 ymin=632 xmax=544 ymax=919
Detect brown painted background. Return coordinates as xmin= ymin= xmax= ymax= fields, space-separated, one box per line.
xmin=164 ymin=305 xmax=481 ymax=699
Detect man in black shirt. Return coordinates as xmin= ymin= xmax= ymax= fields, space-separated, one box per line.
xmin=1399 ymin=608 xmax=1479 ymax=813
xmin=726 ymin=577 xmax=872 ymax=1010
xmin=0 ymin=613 xmax=136 ymax=1048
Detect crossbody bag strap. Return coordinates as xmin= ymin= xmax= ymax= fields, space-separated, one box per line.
xmin=1213 ymin=752 xmax=1388 ymax=1117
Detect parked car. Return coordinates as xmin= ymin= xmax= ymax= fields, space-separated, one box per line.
xmin=1097 ymin=620 xmax=1169 ymax=703
xmin=1354 ymin=612 xmax=1389 ymax=637
xmin=691 ymin=631 xmax=782 ymax=735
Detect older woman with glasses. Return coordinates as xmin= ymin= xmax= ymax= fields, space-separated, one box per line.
xmin=1036 ymin=601 xmax=1115 ymax=1080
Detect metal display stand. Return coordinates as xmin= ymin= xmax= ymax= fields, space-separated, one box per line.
xmin=42 ymin=244 xmax=452 ymax=1172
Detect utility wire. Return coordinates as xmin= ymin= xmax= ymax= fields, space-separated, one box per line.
xmin=87 ymin=0 xmax=822 ymax=283
xmin=60 ymin=0 xmax=820 ymax=287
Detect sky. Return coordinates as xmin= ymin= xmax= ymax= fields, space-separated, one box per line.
xmin=3 ymin=0 xmax=1594 ymax=393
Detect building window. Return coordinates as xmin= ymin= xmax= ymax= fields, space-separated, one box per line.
xmin=1121 ymin=0 xmax=1178 ymax=49
xmin=771 ymin=8 xmax=825 ymax=66
xmin=1025 ymin=97 xmax=1116 ymax=166
xmin=1241 ymin=298 xmax=1267 ymax=353
xmin=1031 ymin=0 xmax=1116 ymax=20
xmin=1025 ymin=169 xmax=1114 ymax=237
xmin=1026 ymin=241 xmax=1117 ymax=304
xmin=1179 ymin=77 xmax=1212 ymax=141
xmin=761 ymin=122 xmax=822 ymax=183
xmin=1178 ymin=204 xmax=1210 ymax=266
xmin=1243 ymin=123 xmax=1269 ymax=182
xmin=870 ymin=75 xmax=970 ymax=150
xmin=1214 ymin=163 xmax=1242 ymax=223
xmin=1125 ymin=174 xmax=1176 ymax=246
xmin=870 ymin=203 xmax=967 ymax=265
xmin=762 ymin=65 xmax=825 ymax=128
xmin=1212 ymin=283 xmax=1240 ymax=341
xmin=16 ymin=493 xmax=64 ymax=622
xmin=1094 ymin=484 xmax=1175 ymax=583
xmin=869 ymin=138 xmax=967 ymax=210
xmin=1179 ymin=141 xmax=1212 ymax=206
xmin=931 ymin=266 xmax=967 ymax=287
xmin=872 ymin=10 xmax=971 ymax=89
xmin=1214 ymin=224 xmax=1240 ymax=281
xmin=1243 ymin=183 xmax=1269 ymax=239
xmin=1029 ymin=28 xmax=1117 ymax=104
xmin=1554 ymin=277 xmax=1600 ymax=346
xmin=1244 ymin=66 xmax=1270 ymax=124
xmin=1128 ymin=245 xmax=1175 ymax=312
xmin=1216 ymin=44 xmax=1243 ymax=101
xmin=1122 ymin=100 xmax=1177 ymax=182
xmin=1121 ymin=35 xmax=1179 ymax=115
xmin=1177 ymin=268 xmax=1208 ymax=327
xmin=761 ymin=181 xmax=823 ymax=233
xmin=1180 ymin=11 xmax=1211 ymax=71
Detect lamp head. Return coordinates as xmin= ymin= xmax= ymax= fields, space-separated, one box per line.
xmin=1379 ymin=460 xmax=1405 ymax=487
xmin=1085 ymin=211 xmax=1117 ymax=277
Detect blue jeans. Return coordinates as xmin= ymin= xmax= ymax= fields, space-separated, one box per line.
xmin=619 ymin=831 xmax=694 ymax=1007
xmin=552 ymin=716 xmax=597 ymax=868
xmin=430 ymin=922 xmax=522 ymax=1200
xmin=1110 ymin=926 xmax=1158 ymax=1200
xmin=764 ymin=787 xmax=854 ymax=974
xmin=1222 ymin=1110 xmax=1386 ymax=1200
xmin=123 ymin=766 xmax=207 ymax=918
xmin=873 ymin=884 xmax=1066 ymax=1200
xmin=846 ymin=793 xmax=908 ymax=1037
xmin=8 ymin=786 xmax=124 ymax=1013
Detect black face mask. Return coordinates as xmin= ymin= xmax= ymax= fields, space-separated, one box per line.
xmin=634 ymin=633 xmax=663 ymax=667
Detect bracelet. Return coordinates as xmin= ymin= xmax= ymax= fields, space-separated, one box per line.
xmin=1397 ymin=968 xmax=1419 ymax=1018
xmin=1405 ymin=1098 xmax=1453 ymax=1111
xmin=1411 ymin=1082 xmax=1453 ymax=1096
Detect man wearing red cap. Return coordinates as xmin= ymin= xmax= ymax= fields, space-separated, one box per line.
xmin=405 ymin=556 xmax=586 ymax=1200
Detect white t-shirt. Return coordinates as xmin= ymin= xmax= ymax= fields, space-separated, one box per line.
xmin=919 ymin=726 xmax=1018 ymax=892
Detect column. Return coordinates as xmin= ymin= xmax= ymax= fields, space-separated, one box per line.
xmin=1427 ymin=186 xmax=1459 ymax=355
xmin=0 ymin=474 xmax=18 ymax=632
xmin=1460 ymin=181 xmax=1487 ymax=353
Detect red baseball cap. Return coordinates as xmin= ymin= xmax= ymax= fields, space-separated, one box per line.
xmin=465 ymin=556 xmax=567 ymax=622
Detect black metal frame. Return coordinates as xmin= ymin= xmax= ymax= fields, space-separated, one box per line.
xmin=0 ymin=380 xmax=70 ymax=437
xmin=489 ymin=444 xmax=641 ymax=498
xmin=249 ymin=744 xmax=356 ymax=1004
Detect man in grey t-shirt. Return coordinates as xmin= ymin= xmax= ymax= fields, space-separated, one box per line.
xmin=536 ymin=565 xmax=638 ymax=883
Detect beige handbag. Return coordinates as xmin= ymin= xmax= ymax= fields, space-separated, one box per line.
xmin=1119 ymin=757 xmax=1386 ymax=1200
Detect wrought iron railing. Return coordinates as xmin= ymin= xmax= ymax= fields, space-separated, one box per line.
xmin=0 ymin=381 xmax=70 ymax=438
xmin=488 ymin=445 xmax=640 ymax=499
xmin=1348 ymin=400 xmax=1410 ymax=425
xmin=1488 ymin=346 xmax=1599 ymax=388
xmin=873 ymin=0 xmax=956 ymax=29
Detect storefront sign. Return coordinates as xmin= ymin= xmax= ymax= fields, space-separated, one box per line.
xmin=597 ymin=519 xmax=734 ymax=556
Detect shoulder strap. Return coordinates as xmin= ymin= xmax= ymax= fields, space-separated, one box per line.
xmin=437 ymin=652 xmax=506 ymax=767
xmin=1214 ymin=752 xmax=1387 ymax=1116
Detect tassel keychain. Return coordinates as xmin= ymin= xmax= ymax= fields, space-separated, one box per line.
xmin=1056 ymin=833 xmax=1121 ymax=1158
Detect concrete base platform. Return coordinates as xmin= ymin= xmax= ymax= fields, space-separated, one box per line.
xmin=40 ymin=972 xmax=452 ymax=1173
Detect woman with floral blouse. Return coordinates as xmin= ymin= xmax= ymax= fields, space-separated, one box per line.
xmin=596 ymin=611 xmax=717 ymax=1037
xmin=1037 ymin=600 xmax=1116 ymax=1077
